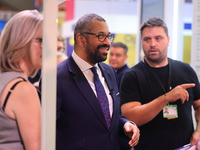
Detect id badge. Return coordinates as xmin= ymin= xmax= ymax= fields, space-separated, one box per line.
xmin=163 ymin=105 xmax=178 ymax=118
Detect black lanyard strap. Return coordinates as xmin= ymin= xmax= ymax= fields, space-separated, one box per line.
xmin=143 ymin=58 xmax=172 ymax=94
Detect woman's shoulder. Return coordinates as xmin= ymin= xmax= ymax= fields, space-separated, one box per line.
xmin=1 ymin=77 xmax=40 ymax=120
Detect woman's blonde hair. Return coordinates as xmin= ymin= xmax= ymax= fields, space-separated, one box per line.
xmin=0 ymin=10 xmax=43 ymax=77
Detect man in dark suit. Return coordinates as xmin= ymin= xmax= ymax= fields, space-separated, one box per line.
xmin=56 ymin=13 xmax=140 ymax=150
xmin=109 ymin=42 xmax=129 ymax=89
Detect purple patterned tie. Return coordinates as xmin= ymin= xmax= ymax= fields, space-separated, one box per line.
xmin=91 ymin=67 xmax=111 ymax=130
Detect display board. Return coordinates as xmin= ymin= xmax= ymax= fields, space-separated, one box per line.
xmin=191 ymin=0 xmax=200 ymax=80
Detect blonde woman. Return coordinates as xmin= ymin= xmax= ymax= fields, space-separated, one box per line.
xmin=0 ymin=10 xmax=43 ymax=150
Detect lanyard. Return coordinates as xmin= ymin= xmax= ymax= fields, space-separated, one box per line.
xmin=143 ymin=58 xmax=172 ymax=94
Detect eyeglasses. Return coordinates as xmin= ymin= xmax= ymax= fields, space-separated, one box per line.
xmin=57 ymin=47 xmax=65 ymax=52
xmin=35 ymin=38 xmax=42 ymax=47
xmin=35 ymin=38 xmax=42 ymax=43
xmin=81 ymin=32 xmax=114 ymax=42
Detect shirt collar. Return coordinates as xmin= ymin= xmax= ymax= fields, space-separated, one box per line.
xmin=72 ymin=51 xmax=98 ymax=72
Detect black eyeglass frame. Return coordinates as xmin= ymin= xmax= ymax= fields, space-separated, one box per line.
xmin=81 ymin=32 xmax=114 ymax=42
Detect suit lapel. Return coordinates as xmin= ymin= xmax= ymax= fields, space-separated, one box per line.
xmin=68 ymin=56 xmax=108 ymax=129
xmin=98 ymin=63 xmax=114 ymax=94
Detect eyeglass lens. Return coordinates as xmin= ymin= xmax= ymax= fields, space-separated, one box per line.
xmin=98 ymin=34 xmax=114 ymax=42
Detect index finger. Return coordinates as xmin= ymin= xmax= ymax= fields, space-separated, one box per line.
xmin=180 ymin=83 xmax=195 ymax=89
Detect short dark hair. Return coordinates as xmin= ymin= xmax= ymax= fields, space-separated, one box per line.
xmin=74 ymin=13 xmax=106 ymax=43
xmin=140 ymin=17 xmax=168 ymax=37
xmin=111 ymin=42 xmax=128 ymax=54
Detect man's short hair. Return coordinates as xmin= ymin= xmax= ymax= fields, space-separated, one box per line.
xmin=111 ymin=42 xmax=128 ymax=54
xmin=140 ymin=17 xmax=168 ymax=37
xmin=74 ymin=13 xmax=106 ymax=43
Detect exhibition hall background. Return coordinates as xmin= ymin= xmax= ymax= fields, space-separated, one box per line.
xmin=0 ymin=0 xmax=193 ymax=68
xmin=0 ymin=0 xmax=196 ymax=149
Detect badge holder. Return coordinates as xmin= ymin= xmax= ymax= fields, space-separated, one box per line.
xmin=163 ymin=104 xmax=178 ymax=119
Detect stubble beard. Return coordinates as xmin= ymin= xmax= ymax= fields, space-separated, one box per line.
xmin=145 ymin=49 xmax=165 ymax=64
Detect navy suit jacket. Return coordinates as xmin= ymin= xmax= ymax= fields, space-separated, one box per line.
xmin=117 ymin=64 xmax=129 ymax=89
xmin=56 ymin=55 xmax=129 ymax=150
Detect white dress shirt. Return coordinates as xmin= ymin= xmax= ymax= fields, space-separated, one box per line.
xmin=72 ymin=51 xmax=113 ymax=118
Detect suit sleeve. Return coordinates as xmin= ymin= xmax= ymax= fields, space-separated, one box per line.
xmin=57 ymin=79 xmax=63 ymax=120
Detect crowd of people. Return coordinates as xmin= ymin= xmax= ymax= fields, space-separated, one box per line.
xmin=0 ymin=9 xmax=200 ymax=150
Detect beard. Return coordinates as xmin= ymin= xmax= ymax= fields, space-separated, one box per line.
xmin=85 ymin=40 xmax=110 ymax=65
xmin=145 ymin=48 xmax=165 ymax=64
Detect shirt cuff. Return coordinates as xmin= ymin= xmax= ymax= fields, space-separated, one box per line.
xmin=123 ymin=121 xmax=137 ymax=136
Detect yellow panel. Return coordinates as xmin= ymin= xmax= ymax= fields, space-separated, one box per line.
xmin=69 ymin=36 xmax=74 ymax=45
xmin=183 ymin=36 xmax=191 ymax=64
